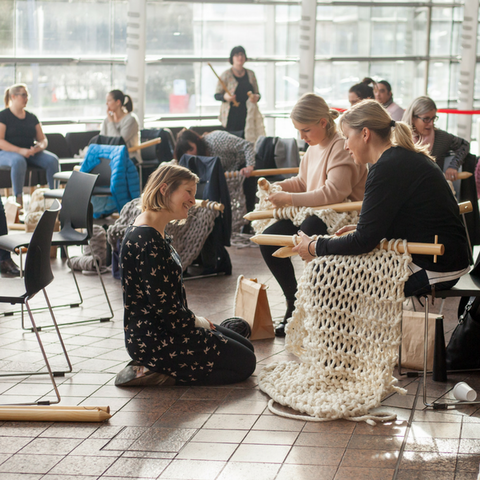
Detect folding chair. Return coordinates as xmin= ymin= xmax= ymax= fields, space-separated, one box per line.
xmin=0 ymin=200 xmax=72 ymax=405
xmin=0 ymin=171 xmax=114 ymax=328
xmin=398 ymin=200 xmax=480 ymax=409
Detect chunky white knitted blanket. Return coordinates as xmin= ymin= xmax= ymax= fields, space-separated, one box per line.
xmin=258 ymin=240 xmax=412 ymax=425
xmin=252 ymin=181 xmax=359 ymax=234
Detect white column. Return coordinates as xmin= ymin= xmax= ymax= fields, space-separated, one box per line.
xmin=298 ymin=0 xmax=317 ymax=97
xmin=126 ymin=0 xmax=147 ymax=129
xmin=456 ymin=0 xmax=479 ymax=141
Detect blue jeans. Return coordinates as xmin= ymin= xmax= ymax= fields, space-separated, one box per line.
xmin=0 ymin=150 xmax=59 ymax=196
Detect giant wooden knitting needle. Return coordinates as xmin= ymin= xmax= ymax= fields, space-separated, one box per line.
xmin=208 ymin=63 xmax=240 ymax=107
xmin=0 ymin=406 xmax=111 ymax=422
xmin=250 ymin=234 xmax=445 ymax=259
xmin=195 ymin=199 xmax=224 ymax=213
xmin=225 ymin=168 xmax=300 ymax=179
xmin=244 ymin=201 xmax=363 ymax=222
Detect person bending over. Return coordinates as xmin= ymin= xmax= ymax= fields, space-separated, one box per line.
xmin=348 ymin=77 xmax=375 ymax=106
xmin=116 ymin=164 xmax=256 ymax=386
xmin=294 ymin=99 xmax=470 ymax=298
xmin=260 ymin=93 xmax=368 ymax=337
xmin=0 ymin=84 xmax=59 ymax=205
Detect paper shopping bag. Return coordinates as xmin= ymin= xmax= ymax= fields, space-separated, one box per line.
xmin=234 ymin=276 xmax=274 ymax=340
xmin=401 ymin=310 xmax=437 ymax=370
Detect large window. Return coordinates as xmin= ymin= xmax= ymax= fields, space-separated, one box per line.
xmin=0 ymin=0 xmax=476 ymax=140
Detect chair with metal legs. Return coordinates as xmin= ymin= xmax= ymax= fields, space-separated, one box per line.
xmin=0 ymin=200 xmax=72 ymax=405
xmin=398 ymin=200 xmax=480 ymax=409
xmin=0 ymin=171 xmax=114 ymax=328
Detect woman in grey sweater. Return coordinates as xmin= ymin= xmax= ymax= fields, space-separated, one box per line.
xmin=100 ymin=89 xmax=141 ymax=164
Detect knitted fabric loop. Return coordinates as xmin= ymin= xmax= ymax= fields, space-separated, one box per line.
xmin=258 ymin=239 xmax=412 ymax=425
xmin=106 ymin=198 xmax=219 ymax=270
xmin=252 ymin=181 xmax=358 ymax=234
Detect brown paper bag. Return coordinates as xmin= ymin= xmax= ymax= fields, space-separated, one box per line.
xmin=401 ymin=310 xmax=437 ymax=370
xmin=234 ymin=276 xmax=274 ymax=340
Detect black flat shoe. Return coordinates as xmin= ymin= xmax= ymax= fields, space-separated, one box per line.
xmin=0 ymin=258 xmax=20 ymax=277
xmin=115 ymin=364 xmax=176 ymax=387
xmin=275 ymin=321 xmax=287 ymax=337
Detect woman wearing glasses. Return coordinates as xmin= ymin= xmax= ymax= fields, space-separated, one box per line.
xmin=0 ymin=83 xmax=59 ymax=205
xmin=402 ymin=96 xmax=469 ymax=182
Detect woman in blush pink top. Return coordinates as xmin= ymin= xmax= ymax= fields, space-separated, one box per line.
xmin=260 ymin=93 xmax=367 ymax=337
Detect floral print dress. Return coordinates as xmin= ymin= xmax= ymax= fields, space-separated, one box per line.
xmin=120 ymin=225 xmax=228 ymax=383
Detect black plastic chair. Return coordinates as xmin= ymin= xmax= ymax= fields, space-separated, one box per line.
xmin=0 ymin=171 xmax=113 ymax=327
xmin=0 ymin=200 xmax=72 ymax=405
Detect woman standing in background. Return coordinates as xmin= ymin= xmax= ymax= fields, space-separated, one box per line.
xmin=215 ymin=46 xmax=265 ymax=144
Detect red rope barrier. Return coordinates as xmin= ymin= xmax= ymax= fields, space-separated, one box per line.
xmin=332 ymin=107 xmax=480 ymax=115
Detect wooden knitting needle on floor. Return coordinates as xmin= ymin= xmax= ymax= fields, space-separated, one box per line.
xmin=244 ymin=201 xmax=363 ymax=222
xmin=0 ymin=405 xmax=111 ymax=422
xmin=208 ymin=63 xmax=240 ymax=107
xmin=250 ymin=234 xmax=445 ymax=259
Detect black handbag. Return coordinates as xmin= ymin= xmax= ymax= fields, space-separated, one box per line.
xmin=446 ymin=296 xmax=480 ymax=370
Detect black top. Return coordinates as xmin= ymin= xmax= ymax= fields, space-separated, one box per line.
xmin=120 ymin=225 xmax=227 ymax=383
xmin=214 ymin=73 xmax=254 ymax=132
xmin=0 ymin=108 xmax=39 ymax=149
xmin=431 ymin=128 xmax=469 ymax=171
xmin=315 ymin=146 xmax=469 ymax=273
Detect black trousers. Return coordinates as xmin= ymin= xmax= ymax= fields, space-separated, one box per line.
xmin=201 ymin=325 xmax=256 ymax=385
xmin=260 ymin=216 xmax=328 ymax=305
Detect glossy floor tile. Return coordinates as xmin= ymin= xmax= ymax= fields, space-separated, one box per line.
xmin=0 ymin=240 xmax=479 ymax=479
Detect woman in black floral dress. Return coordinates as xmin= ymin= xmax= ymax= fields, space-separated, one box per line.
xmin=116 ymin=164 xmax=256 ymax=386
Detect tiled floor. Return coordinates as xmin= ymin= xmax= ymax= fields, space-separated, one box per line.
xmin=0 ymin=239 xmax=479 ymax=480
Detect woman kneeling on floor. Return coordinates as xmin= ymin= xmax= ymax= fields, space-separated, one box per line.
xmin=116 ymin=164 xmax=256 ymax=387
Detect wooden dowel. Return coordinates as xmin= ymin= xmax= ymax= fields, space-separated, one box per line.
xmin=0 ymin=405 xmax=110 ymax=413
xmin=208 ymin=63 xmax=240 ymax=107
xmin=258 ymin=178 xmax=269 ymax=191
xmin=0 ymin=407 xmax=111 ymax=422
xmin=250 ymin=167 xmax=299 ymax=177
xmin=244 ymin=201 xmax=363 ymax=222
xmin=457 ymin=172 xmax=472 ymax=180
xmin=459 ymin=201 xmax=473 ymax=214
xmin=128 ymin=137 xmax=161 ymax=154
xmin=224 ymin=167 xmax=299 ymax=180
xmin=195 ymin=199 xmax=224 ymax=213
xmin=251 ymin=234 xmax=445 ymax=257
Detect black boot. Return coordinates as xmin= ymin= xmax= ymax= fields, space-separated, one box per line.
xmin=275 ymin=301 xmax=295 ymax=337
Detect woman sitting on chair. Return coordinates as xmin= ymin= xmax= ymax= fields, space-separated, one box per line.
xmin=0 ymin=83 xmax=59 ymax=205
xmin=116 ymin=164 xmax=256 ymax=386
xmin=294 ymin=100 xmax=470 ymax=298
xmin=402 ymin=96 xmax=469 ymax=182
xmin=261 ymin=93 xmax=368 ymax=336
xmin=100 ymin=89 xmax=141 ymax=164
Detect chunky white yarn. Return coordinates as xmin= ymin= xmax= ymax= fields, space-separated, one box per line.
xmin=258 ymin=239 xmax=411 ymax=425
xmin=252 ymin=181 xmax=359 ymax=234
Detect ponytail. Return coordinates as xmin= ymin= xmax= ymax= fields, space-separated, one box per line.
xmin=109 ymin=89 xmax=133 ymax=113
xmin=4 ymin=83 xmax=28 ymax=108
xmin=339 ymin=99 xmax=434 ymax=160
xmin=291 ymin=93 xmax=339 ymax=139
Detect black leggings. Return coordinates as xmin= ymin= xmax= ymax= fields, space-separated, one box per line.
xmin=201 ymin=325 xmax=256 ymax=385
xmin=260 ymin=216 xmax=328 ymax=305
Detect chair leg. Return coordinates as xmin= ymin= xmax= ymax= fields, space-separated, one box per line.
xmin=90 ymin=242 xmax=114 ymax=322
xmin=0 ymin=292 xmax=72 ymax=406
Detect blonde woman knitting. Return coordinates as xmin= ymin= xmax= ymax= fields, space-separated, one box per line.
xmin=260 ymin=93 xmax=367 ymax=336
xmin=294 ymin=100 xmax=470 ymax=298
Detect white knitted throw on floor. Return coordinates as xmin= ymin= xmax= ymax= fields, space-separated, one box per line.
xmin=258 ymin=240 xmax=411 ymax=425
xmin=252 ymin=181 xmax=359 ymax=234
